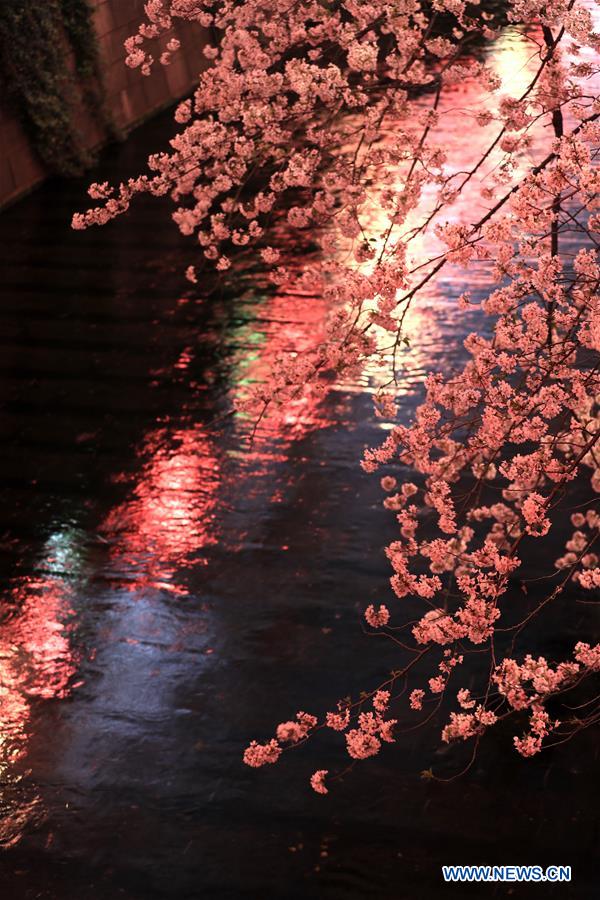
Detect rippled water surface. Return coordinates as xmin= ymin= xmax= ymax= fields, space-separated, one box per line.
xmin=0 ymin=23 xmax=599 ymax=900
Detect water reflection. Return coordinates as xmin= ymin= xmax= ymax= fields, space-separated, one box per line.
xmin=344 ymin=11 xmax=600 ymax=408
xmin=1 ymin=544 xmax=78 ymax=748
xmin=100 ymin=425 xmax=220 ymax=594
xmin=229 ymin=281 xmax=332 ymax=441
xmin=0 ymin=551 xmax=78 ymax=844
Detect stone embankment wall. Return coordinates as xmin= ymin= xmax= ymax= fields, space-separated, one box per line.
xmin=0 ymin=0 xmax=204 ymax=208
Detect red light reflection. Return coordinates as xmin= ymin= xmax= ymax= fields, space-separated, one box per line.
xmin=100 ymin=424 xmax=220 ymax=593
xmin=0 ymin=574 xmax=77 ymax=773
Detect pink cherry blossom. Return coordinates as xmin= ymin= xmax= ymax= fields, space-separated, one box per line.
xmin=310 ymin=770 xmax=329 ymax=795
xmin=409 ymin=689 xmax=425 ymax=711
xmin=364 ymin=604 xmax=390 ymax=628
xmin=72 ymin=0 xmax=600 ymax=790
xmin=243 ymin=739 xmax=282 ymax=768
xmin=346 ymin=729 xmax=381 ymax=760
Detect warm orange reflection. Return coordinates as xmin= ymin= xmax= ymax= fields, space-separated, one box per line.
xmin=340 ymin=14 xmax=600 ymax=404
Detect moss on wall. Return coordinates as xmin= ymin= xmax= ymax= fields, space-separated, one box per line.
xmin=0 ymin=0 xmax=114 ymax=176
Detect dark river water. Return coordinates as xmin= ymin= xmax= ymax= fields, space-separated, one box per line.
xmin=0 ymin=23 xmax=599 ymax=900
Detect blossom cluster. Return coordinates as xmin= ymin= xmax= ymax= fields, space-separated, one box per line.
xmin=73 ymin=0 xmax=600 ymax=787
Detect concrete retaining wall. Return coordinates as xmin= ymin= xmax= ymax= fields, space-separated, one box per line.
xmin=0 ymin=0 xmax=204 ymax=208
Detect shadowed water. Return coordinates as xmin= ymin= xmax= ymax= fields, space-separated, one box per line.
xmin=0 ymin=22 xmax=599 ymax=900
